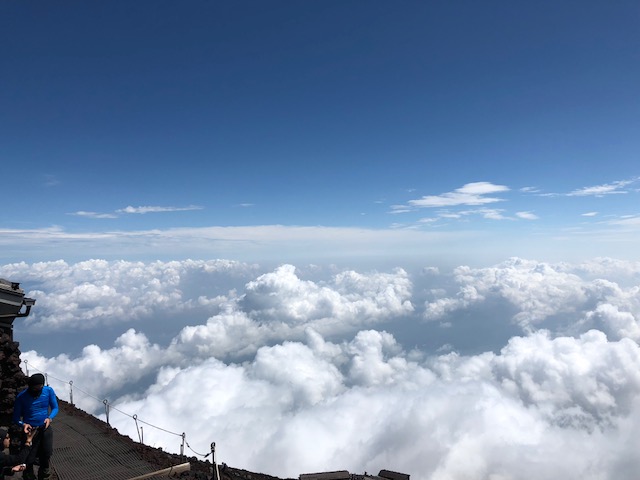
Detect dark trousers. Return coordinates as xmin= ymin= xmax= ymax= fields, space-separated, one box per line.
xmin=25 ymin=426 xmax=53 ymax=470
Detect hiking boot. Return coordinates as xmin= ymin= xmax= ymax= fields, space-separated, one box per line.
xmin=37 ymin=467 xmax=51 ymax=480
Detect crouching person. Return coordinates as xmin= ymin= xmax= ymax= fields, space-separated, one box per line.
xmin=0 ymin=426 xmax=37 ymax=479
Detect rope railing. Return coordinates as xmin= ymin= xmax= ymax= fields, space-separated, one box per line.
xmin=21 ymin=361 xmax=212 ymax=460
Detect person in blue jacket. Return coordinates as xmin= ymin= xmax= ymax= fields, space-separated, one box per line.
xmin=13 ymin=373 xmax=58 ymax=480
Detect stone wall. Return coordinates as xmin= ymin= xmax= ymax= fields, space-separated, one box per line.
xmin=0 ymin=331 xmax=27 ymax=426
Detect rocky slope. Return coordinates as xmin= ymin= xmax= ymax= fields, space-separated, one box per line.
xmin=57 ymin=398 xmax=292 ymax=480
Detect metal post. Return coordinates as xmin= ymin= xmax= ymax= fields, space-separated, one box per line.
xmin=180 ymin=433 xmax=186 ymax=460
xmin=45 ymin=372 xmax=49 ymax=386
xmin=103 ymin=399 xmax=110 ymax=425
xmin=69 ymin=381 xmax=74 ymax=406
xmin=211 ymin=442 xmax=220 ymax=480
xmin=133 ymin=414 xmax=142 ymax=443
xmin=24 ymin=359 xmax=29 ymax=376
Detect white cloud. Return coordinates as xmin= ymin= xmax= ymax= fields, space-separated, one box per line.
xmin=423 ymin=257 xmax=640 ymax=333
xmin=487 ymin=329 xmax=640 ymax=429
xmin=389 ymin=205 xmax=412 ymax=214
xmin=475 ymin=208 xmax=509 ymax=220
xmin=408 ymin=182 xmax=510 ymax=208
xmin=70 ymin=211 xmax=119 ymax=219
xmin=0 ymin=259 xmax=257 ymax=330
xmin=0 ymin=225 xmax=487 ymax=267
xmin=117 ymin=205 xmax=203 ymax=214
xmin=9 ymin=257 xmax=640 ymax=480
xmin=516 ymin=211 xmax=539 ymax=220
xmin=68 ymin=205 xmax=204 ymax=220
xmin=172 ymin=264 xmax=414 ymax=360
xmin=567 ymin=179 xmax=636 ymax=197
xmin=22 ymin=328 xmax=169 ymax=399
xmin=608 ymin=215 xmax=640 ymax=227
xmin=582 ymin=280 xmax=640 ymax=341
xmin=37 ymin=326 xmax=640 ymax=480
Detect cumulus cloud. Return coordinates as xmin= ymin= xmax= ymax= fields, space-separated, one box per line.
xmin=0 ymin=259 xmax=257 ymax=330
xmin=8 ymin=257 xmax=640 ymax=479
xmin=582 ymin=281 xmax=640 ymax=341
xmin=172 ymin=264 xmax=414 ymax=360
xmin=22 ymin=329 xmax=169 ymax=399
xmin=34 ymin=327 xmax=640 ymax=480
xmin=423 ymin=257 xmax=640 ymax=335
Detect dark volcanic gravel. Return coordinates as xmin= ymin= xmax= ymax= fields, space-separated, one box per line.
xmin=57 ymin=399 xmax=293 ymax=480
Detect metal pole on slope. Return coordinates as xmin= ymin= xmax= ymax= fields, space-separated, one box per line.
xmin=211 ymin=442 xmax=221 ymax=480
xmin=103 ymin=399 xmax=110 ymax=425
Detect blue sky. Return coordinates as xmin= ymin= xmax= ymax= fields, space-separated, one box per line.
xmin=4 ymin=4 xmax=640 ymax=479
xmin=1 ymin=1 xmax=639 ymax=266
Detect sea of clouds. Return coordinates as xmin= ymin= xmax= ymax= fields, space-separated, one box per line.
xmin=2 ymin=257 xmax=640 ymax=480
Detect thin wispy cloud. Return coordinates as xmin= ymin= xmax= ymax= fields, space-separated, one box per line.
xmin=442 ymin=208 xmax=511 ymax=221
xmin=68 ymin=205 xmax=203 ymax=219
xmin=582 ymin=212 xmax=598 ymax=217
xmin=524 ymin=178 xmax=638 ymax=199
xmin=399 ymin=206 xmax=544 ymax=232
xmin=389 ymin=206 xmax=413 ymax=214
xmin=400 ymin=207 xmax=516 ymax=230
xmin=469 ymin=208 xmax=509 ymax=220
xmin=567 ymin=179 xmax=636 ymax=197
xmin=116 ymin=205 xmax=203 ymax=214
xmin=607 ymin=215 xmax=640 ymax=227
xmin=516 ymin=211 xmax=539 ymax=220
xmin=70 ymin=211 xmax=118 ymax=219
xmin=43 ymin=174 xmax=60 ymax=187
xmin=408 ymin=182 xmax=510 ymax=208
